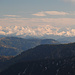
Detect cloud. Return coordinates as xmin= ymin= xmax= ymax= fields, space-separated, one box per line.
xmin=0 ymin=25 xmax=74 ymax=37
xmin=7 ymin=31 xmax=13 ymax=35
xmin=0 ymin=18 xmax=75 ymax=28
xmin=0 ymin=13 xmax=75 ymax=37
xmin=0 ymin=31 xmax=5 ymax=35
xmin=3 ymin=15 xmax=20 ymax=17
xmin=45 ymin=11 xmax=69 ymax=15
xmin=32 ymin=12 xmax=46 ymax=16
xmin=32 ymin=11 xmax=75 ymax=17
xmin=32 ymin=11 xmax=69 ymax=16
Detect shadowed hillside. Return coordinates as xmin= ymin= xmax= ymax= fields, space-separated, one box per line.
xmin=1 ymin=56 xmax=75 ymax=75
xmin=10 ymin=43 xmax=75 ymax=62
xmin=0 ymin=42 xmax=75 ymax=71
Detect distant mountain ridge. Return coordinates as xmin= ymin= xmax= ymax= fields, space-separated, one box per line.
xmin=0 ymin=44 xmax=21 ymax=56
xmin=0 ymin=37 xmax=59 ymax=56
xmin=57 ymin=36 xmax=75 ymax=43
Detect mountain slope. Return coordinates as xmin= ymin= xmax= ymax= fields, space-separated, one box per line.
xmin=0 ymin=42 xmax=75 ymax=72
xmin=1 ymin=56 xmax=75 ymax=75
xmin=0 ymin=56 xmax=13 ymax=62
xmin=57 ymin=36 xmax=75 ymax=43
xmin=0 ymin=44 xmax=22 ymax=56
xmin=0 ymin=37 xmax=59 ymax=51
xmin=11 ymin=43 xmax=75 ymax=62
xmin=0 ymin=37 xmax=59 ymax=56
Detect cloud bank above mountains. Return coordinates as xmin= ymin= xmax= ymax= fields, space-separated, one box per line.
xmin=0 ymin=25 xmax=75 ymax=38
xmin=0 ymin=11 xmax=75 ymax=38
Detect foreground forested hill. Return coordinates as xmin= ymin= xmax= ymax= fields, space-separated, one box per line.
xmin=0 ymin=42 xmax=75 ymax=71
xmin=10 ymin=42 xmax=75 ymax=62
xmin=0 ymin=56 xmax=75 ymax=75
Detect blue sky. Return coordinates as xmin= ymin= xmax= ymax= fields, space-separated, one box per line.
xmin=0 ymin=0 xmax=75 ymax=37
xmin=0 ymin=0 xmax=75 ymax=18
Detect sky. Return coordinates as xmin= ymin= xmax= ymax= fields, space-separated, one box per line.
xmin=0 ymin=0 xmax=75 ymax=38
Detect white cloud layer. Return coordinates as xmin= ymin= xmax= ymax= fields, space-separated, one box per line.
xmin=4 ymin=15 xmax=20 ymax=17
xmin=0 ymin=25 xmax=74 ymax=38
xmin=45 ymin=11 xmax=69 ymax=15
xmin=32 ymin=11 xmax=69 ymax=16
xmin=0 ymin=18 xmax=75 ymax=27
xmin=32 ymin=11 xmax=75 ymax=16
xmin=32 ymin=12 xmax=46 ymax=16
xmin=0 ymin=17 xmax=75 ymax=38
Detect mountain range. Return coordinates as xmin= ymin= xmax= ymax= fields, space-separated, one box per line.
xmin=0 ymin=42 xmax=75 ymax=75
xmin=0 ymin=37 xmax=59 ymax=56
xmin=0 ymin=36 xmax=75 ymax=74
xmin=57 ymin=36 xmax=75 ymax=43
xmin=0 ymin=42 xmax=75 ymax=72
xmin=0 ymin=56 xmax=75 ymax=75
xmin=9 ymin=42 xmax=75 ymax=62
